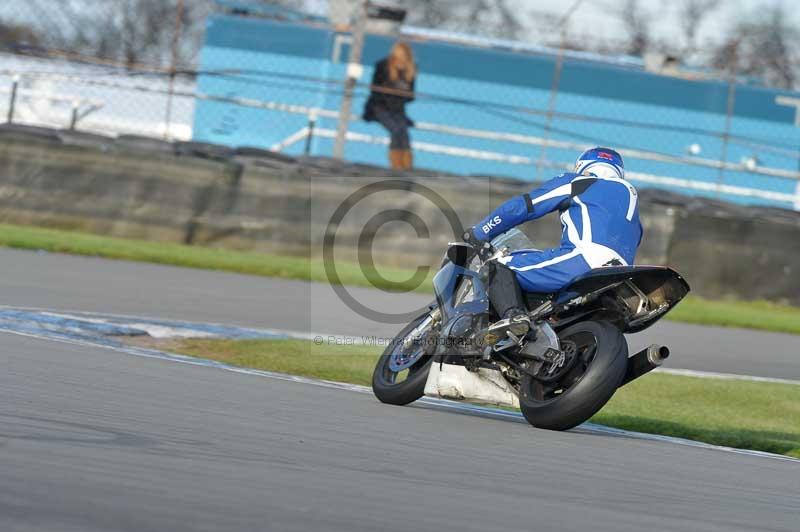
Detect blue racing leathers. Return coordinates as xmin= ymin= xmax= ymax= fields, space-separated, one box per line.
xmin=472 ymin=172 xmax=643 ymax=293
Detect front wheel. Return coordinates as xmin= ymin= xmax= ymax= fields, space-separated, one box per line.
xmin=519 ymin=320 xmax=628 ymax=431
xmin=371 ymin=310 xmax=435 ymax=405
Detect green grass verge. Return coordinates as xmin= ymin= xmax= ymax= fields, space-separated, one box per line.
xmin=665 ymin=296 xmax=800 ymax=335
xmin=167 ymin=338 xmax=800 ymax=458
xmin=0 ymin=223 xmax=432 ymax=293
xmin=595 ymin=374 xmax=800 ymax=458
xmin=167 ymin=338 xmax=381 ymax=386
xmin=2 ymin=222 xmax=799 ymax=334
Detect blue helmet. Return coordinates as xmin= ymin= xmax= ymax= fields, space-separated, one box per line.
xmin=574 ymin=147 xmax=624 ymax=179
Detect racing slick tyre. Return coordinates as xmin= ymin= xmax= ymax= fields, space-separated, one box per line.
xmin=519 ymin=320 xmax=628 ymax=431
xmin=372 ymin=311 xmax=435 ymax=406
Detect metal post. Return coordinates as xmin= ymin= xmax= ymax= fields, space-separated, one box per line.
xmin=535 ymin=0 xmax=584 ymax=179
xmin=7 ymin=75 xmax=19 ymax=123
xmin=305 ymin=111 xmax=317 ymax=155
xmin=717 ymin=77 xmax=736 ymax=198
xmin=69 ymin=101 xmax=79 ymax=130
xmin=164 ymin=0 xmax=185 ymax=140
xmin=536 ymin=44 xmax=565 ymax=179
xmin=795 ymin=148 xmax=800 ymax=211
xmin=717 ymin=42 xmax=739 ymax=198
xmin=332 ymin=0 xmax=368 ymax=160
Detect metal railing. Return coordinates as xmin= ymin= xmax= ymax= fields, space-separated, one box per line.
xmin=3 ymin=71 xmax=800 ymax=210
xmin=2 ymin=76 xmax=104 ymax=130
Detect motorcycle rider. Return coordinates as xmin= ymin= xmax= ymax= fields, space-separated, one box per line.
xmin=463 ymin=147 xmax=643 ymax=344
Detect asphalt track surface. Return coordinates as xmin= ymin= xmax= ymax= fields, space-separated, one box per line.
xmin=2 ymin=331 xmax=799 ymax=532
xmin=1 ymin=248 xmax=799 ymax=530
xmin=1 ymin=248 xmax=798 ymax=379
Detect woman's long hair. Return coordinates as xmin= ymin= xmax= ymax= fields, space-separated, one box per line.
xmin=387 ymin=41 xmax=416 ymax=83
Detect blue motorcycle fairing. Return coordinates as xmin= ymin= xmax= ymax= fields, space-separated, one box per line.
xmin=387 ymin=260 xmax=489 ymax=372
xmin=432 ymin=261 xmax=490 ymax=326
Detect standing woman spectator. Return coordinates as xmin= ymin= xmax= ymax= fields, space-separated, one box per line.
xmin=363 ymin=41 xmax=416 ymax=170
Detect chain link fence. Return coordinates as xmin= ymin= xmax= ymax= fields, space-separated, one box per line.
xmin=0 ymin=0 xmax=213 ymax=138
xmin=1 ymin=0 xmax=799 ymax=210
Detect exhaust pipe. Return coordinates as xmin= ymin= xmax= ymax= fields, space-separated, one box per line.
xmin=621 ymin=344 xmax=670 ymax=386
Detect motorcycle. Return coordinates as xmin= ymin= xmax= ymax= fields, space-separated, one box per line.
xmin=371 ymin=228 xmax=690 ymax=430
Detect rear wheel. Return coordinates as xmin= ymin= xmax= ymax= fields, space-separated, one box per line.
xmin=519 ymin=320 xmax=627 ymax=431
xmin=371 ymin=311 xmax=435 ymax=405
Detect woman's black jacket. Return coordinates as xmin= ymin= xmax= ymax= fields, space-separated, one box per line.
xmin=363 ymin=58 xmax=415 ymax=126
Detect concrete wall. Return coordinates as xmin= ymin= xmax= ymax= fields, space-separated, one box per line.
xmin=1 ymin=124 xmax=798 ymax=304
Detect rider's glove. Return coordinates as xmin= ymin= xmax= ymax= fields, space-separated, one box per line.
xmin=463 ymin=227 xmax=494 ymax=261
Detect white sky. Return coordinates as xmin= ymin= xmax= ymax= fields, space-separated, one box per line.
xmin=5 ymin=1 xmax=792 ymax=50
xmin=316 ymin=0 xmax=800 ymax=50
xmin=502 ymin=0 xmax=798 ymax=46
xmin=4 ymin=0 xmax=793 ymax=60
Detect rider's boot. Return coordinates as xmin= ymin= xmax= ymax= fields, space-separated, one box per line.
xmin=481 ymin=308 xmax=531 ymax=346
xmin=479 ymin=261 xmax=532 ymax=346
